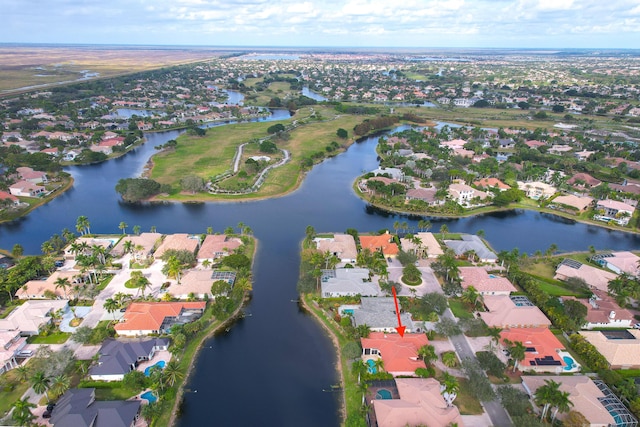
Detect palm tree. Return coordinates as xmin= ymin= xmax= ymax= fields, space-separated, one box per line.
xmin=237 ymin=222 xmax=246 ymax=235
xmin=12 ymin=398 xmax=36 ymax=426
xmin=54 ymin=277 xmax=71 ymax=299
xmin=202 ymin=259 xmax=211 ymax=269
xmin=123 ymin=240 xmax=134 ymax=255
xmin=476 ymin=229 xmax=485 ymax=238
xmin=104 ymin=298 xmax=119 ymax=317
xmin=133 ymin=225 xmax=141 ymax=236
xmin=440 ymin=372 xmax=460 ymax=407
xmin=461 ymin=286 xmax=482 ymax=310
xmin=163 ymin=256 xmax=184 ymax=284
xmin=150 ymin=225 xmax=157 ymax=233
xmin=418 ymin=344 xmax=437 ymax=366
xmin=163 ymin=360 xmax=184 ymax=387
xmin=486 ymin=326 xmax=503 ymax=352
xmin=15 ymin=365 xmax=30 ymax=382
xmin=505 ymin=339 xmax=526 ymax=373
xmin=118 ymin=221 xmax=128 ymax=235
xmin=76 ymin=215 xmax=90 ymax=235
xmin=393 ymin=220 xmax=401 ymax=235
xmin=373 ymin=358 xmax=385 ymax=373
xmin=439 ymin=224 xmax=449 ymax=239
xmin=50 ymin=374 xmax=70 ymax=398
xmin=418 ymin=219 xmax=432 ymax=232
xmin=31 ymin=371 xmax=50 ymax=401
xmin=551 ymin=390 xmax=574 ymax=422
xmin=441 ymin=352 xmax=458 ymax=368
xmin=534 ymin=379 xmax=561 ymax=421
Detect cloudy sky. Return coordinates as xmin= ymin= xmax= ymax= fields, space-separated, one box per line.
xmin=3 ymin=0 xmax=639 ymax=49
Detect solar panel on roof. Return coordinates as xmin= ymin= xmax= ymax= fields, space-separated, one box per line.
xmin=560 ymin=258 xmax=583 ymax=269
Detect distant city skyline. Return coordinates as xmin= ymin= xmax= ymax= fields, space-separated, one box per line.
xmin=2 ymin=0 xmax=639 ymax=49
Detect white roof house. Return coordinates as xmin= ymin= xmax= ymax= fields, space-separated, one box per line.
xmin=321 ymin=268 xmax=380 ymax=298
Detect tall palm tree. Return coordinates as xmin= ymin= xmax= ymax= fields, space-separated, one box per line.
xmin=50 ymin=374 xmax=70 ymax=398
xmin=439 ymin=224 xmax=449 ymax=240
xmin=133 ymin=225 xmax=141 ymax=236
xmin=551 ymin=390 xmax=574 ymax=422
xmin=237 ymin=222 xmax=246 ymax=235
xmin=505 ymin=339 xmax=526 ymax=373
xmin=163 ymin=360 xmax=184 ymax=387
xmin=418 ymin=344 xmax=437 ymax=365
xmin=76 ymin=215 xmax=90 ymax=236
xmin=104 ymin=298 xmax=119 ymax=316
xmin=486 ymin=326 xmax=503 ymax=352
xmin=418 ymin=219 xmax=432 ymax=232
xmin=118 ymin=221 xmax=128 ymax=235
xmin=123 ymin=240 xmax=134 ymax=255
xmin=461 ymin=286 xmax=482 ymax=310
xmin=163 ymin=256 xmax=184 ymax=284
xmin=54 ymin=277 xmax=71 ymax=299
xmin=15 ymin=365 xmax=30 ymax=382
xmin=206 ymin=226 xmax=213 ymax=235
xmin=440 ymin=372 xmax=460 ymax=407
xmin=12 ymin=398 xmax=36 ymax=426
xmin=534 ymin=379 xmax=561 ymax=421
xmin=31 ymin=371 xmax=50 ymax=401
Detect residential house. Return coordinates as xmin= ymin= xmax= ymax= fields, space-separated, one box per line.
xmin=0 ymin=330 xmax=28 ymax=374
xmin=575 ymin=150 xmax=595 ymax=161
xmin=0 ymin=191 xmax=20 ymax=206
xmin=567 ymin=172 xmax=601 ymax=188
xmin=315 ymin=234 xmax=358 ymax=264
xmin=371 ymin=378 xmax=464 ymax=427
xmin=517 ymin=181 xmax=557 ymax=200
xmin=370 ymin=167 xmax=405 ymax=181
xmin=445 ymin=235 xmax=497 ymax=263
xmin=525 ymin=140 xmax=547 ymax=149
xmin=500 ymin=328 xmax=566 ymax=373
xmin=89 ymin=338 xmax=169 ymax=381
xmin=197 ymin=234 xmax=243 ymax=262
xmin=352 ymin=297 xmax=415 ymax=333
xmin=551 ymin=194 xmax=594 ymax=212
xmin=154 ymin=234 xmax=201 ymax=258
xmin=63 ymin=149 xmax=80 ymax=161
xmin=569 ymin=290 xmax=634 ymax=329
xmin=400 ymin=232 xmax=443 ymax=259
xmin=165 ymin=269 xmax=217 ymax=300
xmin=595 ymin=200 xmax=636 ymax=225
xmin=361 ymin=332 xmax=429 ymax=376
xmin=593 ymin=251 xmax=640 ymax=276
xmin=113 ymin=301 xmax=206 ymax=337
xmin=49 ymin=388 xmax=141 ymax=427
xmin=580 ymin=330 xmax=640 ymax=369
xmin=405 ymin=187 xmax=442 ymax=206
xmin=554 ymin=259 xmax=617 ymax=292
xmin=321 ymin=268 xmax=379 ymax=298
xmin=522 ymin=376 xmax=636 ymax=426
xmin=459 ymin=267 xmax=516 ymax=295
xmin=479 ymin=295 xmax=552 ymax=329
xmin=360 ymin=233 xmax=399 ymax=258
xmin=548 ymin=145 xmax=573 ymax=155
xmin=111 ymin=232 xmax=162 ymax=259
xmin=473 ymin=177 xmax=510 ymax=191
xmin=17 ymin=271 xmax=83 ymax=299
xmin=439 ymin=139 xmax=467 ymax=151
xmin=0 ymin=300 xmax=68 ymax=336
xmin=448 ymin=183 xmax=489 ymax=206
xmin=9 ymin=180 xmax=46 ymax=197
xmin=64 ymin=237 xmax=114 ymax=259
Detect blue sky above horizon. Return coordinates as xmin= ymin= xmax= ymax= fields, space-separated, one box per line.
xmin=3 ymin=0 xmax=640 ymax=49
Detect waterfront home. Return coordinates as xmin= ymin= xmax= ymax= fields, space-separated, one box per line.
xmin=16 ymin=166 xmax=48 ymax=184
xmin=370 ymin=167 xmax=405 ymax=181
xmin=113 ymin=301 xmax=206 ymax=337
xmin=361 ymin=332 xmax=429 ymax=376
xmin=50 ymin=388 xmax=141 ymax=427
xmin=550 ymin=194 xmax=594 ymax=212
xmin=445 ymin=234 xmax=497 ymax=263
xmin=479 ymin=295 xmax=551 ymax=329
xmin=592 ymin=251 xmax=640 ymax=276
xmin=554 ymin=259 xmax=617 ymax=293
xmin=315 ymin=233 xmax=358 ymax=264
xmin=352 ymin=297 xmax=415 ymax=333
xmin=0 ymin=190 xmax=20 ymax=206
xmin=473 ymin=177 xmax=510 ymax=191
xmin=566 ymin=290 xmax=633 ymax=329
xmin=517 ymin=181 xmax=557 ymax=200
xmin=459 ymin=267 xmax=516 ymax=295
xmin=580 ymin=330 xmax=640 ymax=369
xmin=567 ymin=172 xmax=601 ymax=188
xmin=320 ymin=268 xmax=379 ymax=298
xmin=9 ymin=180 xmax=46 ymax=197
xmin=574 ymin=150 xmax=596 ymax=161
xmin=405 ymin=187 xmax=442 ymax=206
xmin=548 ymin=144 xmax=573 ymax=154
xmin=0 ymin=330 xmax=28 ymax=374
xmin=371 ymin=378 xmax=464 ymax=427
xmin=359 ymin=233 xmax=399 ymax=258
xmin=111 ymin=232 xmax=162 ymax=260
xmin=0 ymin=300 xmax=68 ymax=336
xmin=154 ymin=233 xmax=200 ymax=258
xmin=400 ymin=232 xmax=443 ymax=259
xmin=197 ymin=234 xmax=243 ymax=262
xmin=500 ymin=328 xmax=566 ymax=373
xmin=64 ymin=237 xmax=114 ymax=259
xmin=165 ymin=269 xmax=217 ymax=300
xmin=89 ymin=338 xmax=169 ymax=381
xmin=521 ymin=376 xmax=636 ymax=426
xmin=595 ymin=199 xmax=635 ymax=225
xmin=447 ymin=183 xmax=489 ymax=206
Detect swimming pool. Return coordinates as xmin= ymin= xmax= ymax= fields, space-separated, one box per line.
xmin=366 ymin=359 xmax=377 ymax=374
xmin=342 ymin=309 xmax=354 ymax=316
xmin=141 ymin=390 xmax=157 ymax=404
xmin=144 ymin=360 xmax=166 ymax=376
xmin=563 ymin=355 xmax=576 ymax=371
xmin=376 ymin=389 xmax=392 ymax=400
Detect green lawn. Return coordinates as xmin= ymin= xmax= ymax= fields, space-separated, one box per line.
xmin=0 ymin=370 xmax=31 ymax=418
xmin=535 ymin=279 xmax=588 ymax=297
xmin=448 ymin=299 xmax=474 ymax=319
xmin=94 ymin=386 xmax=140 ymax=401
xmin=27 ymin=332 xmax=70 ymax=344
xmin=455 ymin=378 xmax=484 ymax=415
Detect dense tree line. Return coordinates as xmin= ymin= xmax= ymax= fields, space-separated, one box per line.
xmin=115 ymin=178 xmax=171 ymax=202
xmin=353 ymin=116 xmax=400 ymax=136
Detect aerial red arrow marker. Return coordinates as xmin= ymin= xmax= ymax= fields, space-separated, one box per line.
xmin=391 ymin=286 xmax=405 ymax=337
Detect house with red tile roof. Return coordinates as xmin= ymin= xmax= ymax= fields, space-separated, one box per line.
xmin=473 ymin=177 xmax=510 ymax=191
xmin=114 ymin=302 xmax=206 ymax=337
xmin=372 ymin=378 xmax=464 ymax=427
xmin=0 ymin=191 xmax=20 ymax=206
xmin=361 ymin=332 xmax=429 ymax=376
xmin=359 ymin=233 xmax=399 ymax=257
xmin=567 ymin=290 xmax=634 ymax=329
xmin=501 ymin=328 xmax=566 ymax=373
xmin=459 ymin=267 xmax=516 ymax=295
xmin=525 ymin=140 xmax=547 ymax=149
xmin=479 ymin=295 xmax=551 ymax=329
xmin=567 ymin=172 xmax=601 ymax=188
xmin=579 ymin=330 xmax=640 ymax=369
xmin=9 ymin=181 xmax=46 ymax=197
xmin=554 ymin=260 xmax=617 ymax=293
xmin=16 ymin=166 xmax=48 ymax=184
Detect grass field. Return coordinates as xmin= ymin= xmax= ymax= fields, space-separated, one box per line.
xmin=27 ymin=332 xmax=71 ymax=344
xmin=449 ymin=299 xmax=474 ymax=319
xmin=455 ymin=378 xmax=484 ymax=415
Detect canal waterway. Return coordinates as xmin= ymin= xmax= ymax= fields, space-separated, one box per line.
xmin=1 ymin=116 xmax=640 ymax=426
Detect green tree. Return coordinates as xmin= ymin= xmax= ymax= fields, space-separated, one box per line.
xmin=441 ymin=351 xmax=458 ymax=368
xmin=163 ymin=359 xmax=183 ymax=387
xmin=534 ymin=379 xmax=561 ymax=421
xmin=119 ymin=221 xmax=128 ymax=235
xmin=31 ymin=371 xmax=50 ymax=401
xmin=50 ymin=374 xmax=70 ymax=398
xmin=418 ymin=344 xmax=437 ymax=365
xmin=440 ymin=372 xmax=459 ymax=407
xmin=181 ymin=175 xmax=205 ymax=194
xmin=133 ymin=225 xmax=141 ymax=236
xmin=11 ymin=244 xmax=24 ymax=258
xmin=336 ymin=128 xmax=348 ymax=139
xmin=54 ymin=277 xmax=71 ymax=299
xmin=12 ymin=398 xmax=36 ymax=426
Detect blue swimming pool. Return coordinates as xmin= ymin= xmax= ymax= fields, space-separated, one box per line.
xmin=141 ymin=390 xmax=157 ymax=403
xmin=144 ymin=360 xmax=166 ymax=376
xmin=366 ymin=359 xmax=377 ymax=374
xmin=343 ymin=309 xmax=354 ymax=316
xmin=376 ymin=389 xmax=392 ymax=399
xmin=563 ymin=355 xmax=576 ymax=370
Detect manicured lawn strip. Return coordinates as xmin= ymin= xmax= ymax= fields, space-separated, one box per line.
xmin=616 ymin=369 xmax=640 ymax=379
xmin=448 ymin=299 xmax=474 ymax=319
xmin=535 ymin=279 xmax=587 ymax=297
xmin=27 ymin=332 xmax=70 ymax=344
xmin=0 ymin=370 xmax=31 ymax=417
xmin=455 ymin=378 xmax=484 ymax=415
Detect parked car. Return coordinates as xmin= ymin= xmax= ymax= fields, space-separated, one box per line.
xmin=16 ymin=350 xmax=33 ymax=357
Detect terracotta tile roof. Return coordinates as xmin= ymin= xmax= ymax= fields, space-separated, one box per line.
xmin=315 ymin=234 xmax=358 ymax=261
xmin=567 ymin=172 xmax=601 ymax=187
xmin=479 ymin=295 xmax=551 ymax=328
xmin=579 ymin=330 xmax=640 ymax=368
xmin=459 ymin=267 xmax=516 ymax=294
xmin=473 ymin=177 xmax=510 ymax=190
xmin=197 ymin=234 xmax=242 ymax=260
xmin=552 ymin=194 xmax=594 ymax=211
xmin=114 ymin=302 xmax=205 ymax=333
xmin=554 ymin=262 xmax=617 ymax=292
xmin=501 ymin=328 xmax=565 ymax=369
xmin=361 ymin=332 xmax=428 ymax=375
xmin=154 ymin=234 xmax=200 ymax=258
xmin=360 ymin=233 xmax=399 ymax=256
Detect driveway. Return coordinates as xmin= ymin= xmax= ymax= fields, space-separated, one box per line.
xmin=387 ymin=258 xmax=443 ymax=297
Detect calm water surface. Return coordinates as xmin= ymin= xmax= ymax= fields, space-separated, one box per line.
xmin=1 ymin=119 xmax=639 ymax=426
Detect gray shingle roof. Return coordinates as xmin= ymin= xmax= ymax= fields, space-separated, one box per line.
xmin=445 ymin=234 xmax=497 ymax=261
xmin=352 ymin=297 xmax=414 ymax=330
xmin=50 ymin=388 xmax=141 ymax=427
xmin=90 ymin=338 xmax=169 ymax=377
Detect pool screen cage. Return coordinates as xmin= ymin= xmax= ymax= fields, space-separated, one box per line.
xmin=593 ymin=380 xmax=638 ymax=427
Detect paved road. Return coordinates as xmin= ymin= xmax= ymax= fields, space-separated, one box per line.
xmin=443 ymin=308 xmax=513 ymax=427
